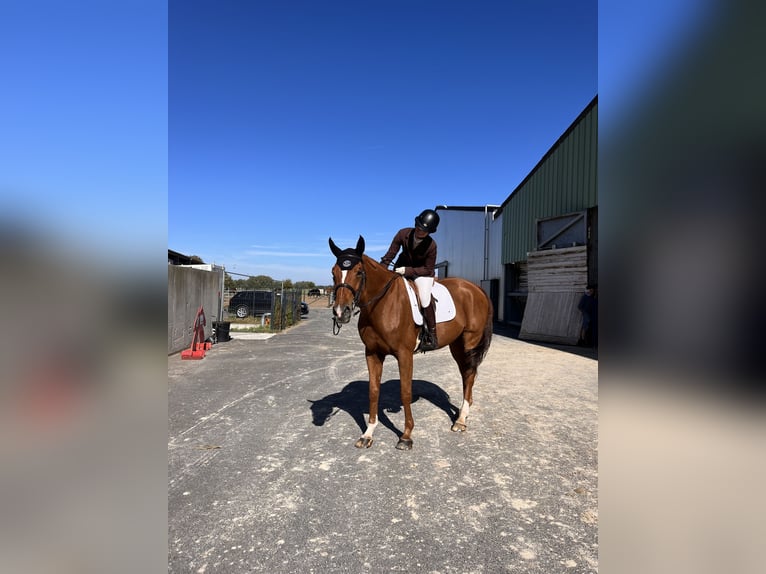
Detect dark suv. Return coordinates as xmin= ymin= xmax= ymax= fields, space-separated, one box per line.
xmin=307 ymin=288 xmax=321 ymax=297
xmin=228 ymin=290 xmax=274 ymax=318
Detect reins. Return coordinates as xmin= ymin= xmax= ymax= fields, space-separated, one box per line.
xmin=332 ymin=314 xmax=343 ymax=335
xmin=332 ymin=263 xmax=400 ymax=335
xmin=358 ymin=272 xmax=399 ymax=309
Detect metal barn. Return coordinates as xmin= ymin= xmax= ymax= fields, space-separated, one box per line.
xmin=499 ymin=96 xmax=598 ymax=343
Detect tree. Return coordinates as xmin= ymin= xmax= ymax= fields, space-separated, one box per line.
xmin=225 ymin=273 xmax=323 ymax=292
xmin=294 ymin=281 xmax=316 ymax=290
xmin=245 ymin=275 xmax=275 ymax=289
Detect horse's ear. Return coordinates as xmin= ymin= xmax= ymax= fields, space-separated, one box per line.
xmin=329 ymin=237 xmax=343 ymax=258
xmin=355 ymin=235 xmax=365 ymax=256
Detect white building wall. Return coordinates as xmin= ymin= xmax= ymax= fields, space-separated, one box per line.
xmin=168 ymin=265 xmax=225 ymax=354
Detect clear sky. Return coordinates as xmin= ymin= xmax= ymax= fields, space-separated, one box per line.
xmin=1 ymin=0 xmax=168 ymax=262
xmin=168 ymin=0 xmax=597 ymax=286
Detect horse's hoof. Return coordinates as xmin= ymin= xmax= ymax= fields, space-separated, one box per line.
xmin=395 ymin=439 xmax=413 ymax=450
xmin=451 ymin=422 xmax=467 ymax=432
xmin=355 ymin=437 xmax=373 ymax=448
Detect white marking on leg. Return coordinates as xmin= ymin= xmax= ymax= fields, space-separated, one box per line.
xmin=458 ymin=399 xmax=470 ymax=423
xmin=362 ymin=419 xmax=378 ymax=439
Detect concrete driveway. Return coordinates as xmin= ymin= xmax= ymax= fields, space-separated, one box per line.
xmin=169 ymin=307 xmax=598 ymax=573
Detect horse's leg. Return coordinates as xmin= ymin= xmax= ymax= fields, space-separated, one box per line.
xmin=356 ymin=350 xmax=384 ymax=448
xmin=448 ymin=343 xmax=475 ymax=432
xmin=395 ymin=352 xmax=415 ymax=450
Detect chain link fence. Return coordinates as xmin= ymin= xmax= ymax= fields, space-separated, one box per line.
xmin=270 ymin=289 xmax=304 ymax=332
xmin=224 ymin=288 xmax=305 ymax=332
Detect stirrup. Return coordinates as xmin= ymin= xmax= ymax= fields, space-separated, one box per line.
xmin=419 ymin=330 xmax=437 ymax=351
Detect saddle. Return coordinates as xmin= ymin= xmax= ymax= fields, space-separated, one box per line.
xmin=401 ymin=277 xmax=456 ymax=326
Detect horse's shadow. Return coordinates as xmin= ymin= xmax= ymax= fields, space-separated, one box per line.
xmin=309 ymin=379 xmax=460 ymax=438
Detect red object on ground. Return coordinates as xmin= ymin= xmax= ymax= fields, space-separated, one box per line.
xmin=181 ymin=306 xmax=208 ymax=360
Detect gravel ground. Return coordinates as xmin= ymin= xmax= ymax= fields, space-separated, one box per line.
xmin=169 ymin=307 xmax=598 ymax=573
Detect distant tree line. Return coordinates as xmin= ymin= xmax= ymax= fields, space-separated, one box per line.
xmin=224 ymin=273 xmax=329 ymax=292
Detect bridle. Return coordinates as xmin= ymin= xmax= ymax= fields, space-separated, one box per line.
xmin=331 ymin=261 xmax=400 ymax=335
xmin=332 ymin=268 xmax=366 ymax=333
xmin=331 ymin=254 xmax=366 ymax=334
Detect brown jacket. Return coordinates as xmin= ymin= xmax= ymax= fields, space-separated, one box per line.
xmin=380 ymin=228 xmax=437 ymax=278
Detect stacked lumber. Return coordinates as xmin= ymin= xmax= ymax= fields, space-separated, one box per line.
xmin=526 ymin=246 xmax=587 ymax=293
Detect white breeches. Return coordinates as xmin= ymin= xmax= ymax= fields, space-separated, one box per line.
xmin=414 ymin=276 xmax=434 ymax=307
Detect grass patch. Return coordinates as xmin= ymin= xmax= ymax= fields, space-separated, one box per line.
xmin=226 ymin=314 xmax=273 ymax=332
xmin=231 ymin=326 xmax=272 ymax=333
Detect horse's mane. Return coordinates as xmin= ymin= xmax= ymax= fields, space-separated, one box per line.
xmin=362 ymin=254 xmax=394 ymax=275
xmin=362 ymin=253 xmax=442 ymax=284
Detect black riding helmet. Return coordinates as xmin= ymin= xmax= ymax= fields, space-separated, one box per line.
xmin=414 ymin=209 xmax=440 ymax=233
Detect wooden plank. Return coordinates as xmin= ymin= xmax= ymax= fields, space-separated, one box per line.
xmin=527 ymin=245 xmax=586 ymax=258
xmin=519 ymin=291 xmax=582 ymax=344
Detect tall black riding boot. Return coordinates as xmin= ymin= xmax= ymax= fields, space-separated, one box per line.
xmin=420 ymin=301 xmax=438 ymax=351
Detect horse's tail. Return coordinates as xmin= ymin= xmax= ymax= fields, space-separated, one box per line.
xmin=465 ymin=294 xmax=494 ymax=374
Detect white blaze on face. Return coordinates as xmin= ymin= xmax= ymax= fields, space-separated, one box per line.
xmin=333 ymin=270 xmax=349 ymax=318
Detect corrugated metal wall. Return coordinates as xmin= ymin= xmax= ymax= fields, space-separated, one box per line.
xmin=501 ymin=97 xmax=598 ymax=264
xmin=487 ymin=210 xmax=503 ymax=281
xmin=434 ymin=208 xmax=487 ymax=281
xmin=434 ymin=205 xmax=504 ymax=318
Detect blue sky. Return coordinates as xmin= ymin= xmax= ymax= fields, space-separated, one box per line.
xmin=1 ymin=1 xmax=167 ymax=261
xmin=0 ymin=2 xmax=716 ymax=286
xmin=169 ymin=0 xmax=597 ymax=285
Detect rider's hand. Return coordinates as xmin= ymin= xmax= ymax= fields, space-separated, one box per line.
xmin=395 ymin=267 xmax=406 ymax=275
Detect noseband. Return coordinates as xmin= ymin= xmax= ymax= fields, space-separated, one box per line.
xmin=333 ymin=270 xmax=366 ymax=309
xmin=332 ymin=268 xmax=365 ymax=334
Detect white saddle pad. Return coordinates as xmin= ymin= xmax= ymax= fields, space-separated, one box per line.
xmin=403 ymin=278 xmax=456 ymax=326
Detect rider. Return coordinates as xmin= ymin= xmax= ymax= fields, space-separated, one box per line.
xmin=380 ymin=208 xmax=440 ymax=351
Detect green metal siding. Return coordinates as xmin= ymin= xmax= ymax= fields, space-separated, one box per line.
xmin=502 ymin=98 xmax=598 ymax=263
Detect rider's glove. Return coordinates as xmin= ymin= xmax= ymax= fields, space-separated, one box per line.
xmin=395 ymin=267 xmax=406 ymax=275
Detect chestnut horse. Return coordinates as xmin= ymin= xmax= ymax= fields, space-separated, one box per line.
xmin=329 ymin=235 xmax=493 ymax=450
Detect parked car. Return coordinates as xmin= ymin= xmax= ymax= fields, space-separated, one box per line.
xmin=228 ymin=290 xmax=274 ymax=318
xmin=308 ymin=288 xmax=321 ymax=297
xmin=301 ymin=301 xmax=309 ymax=315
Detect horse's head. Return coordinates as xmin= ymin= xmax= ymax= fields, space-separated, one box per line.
xmin=328 ymin=235 xmax=366 ymax=324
